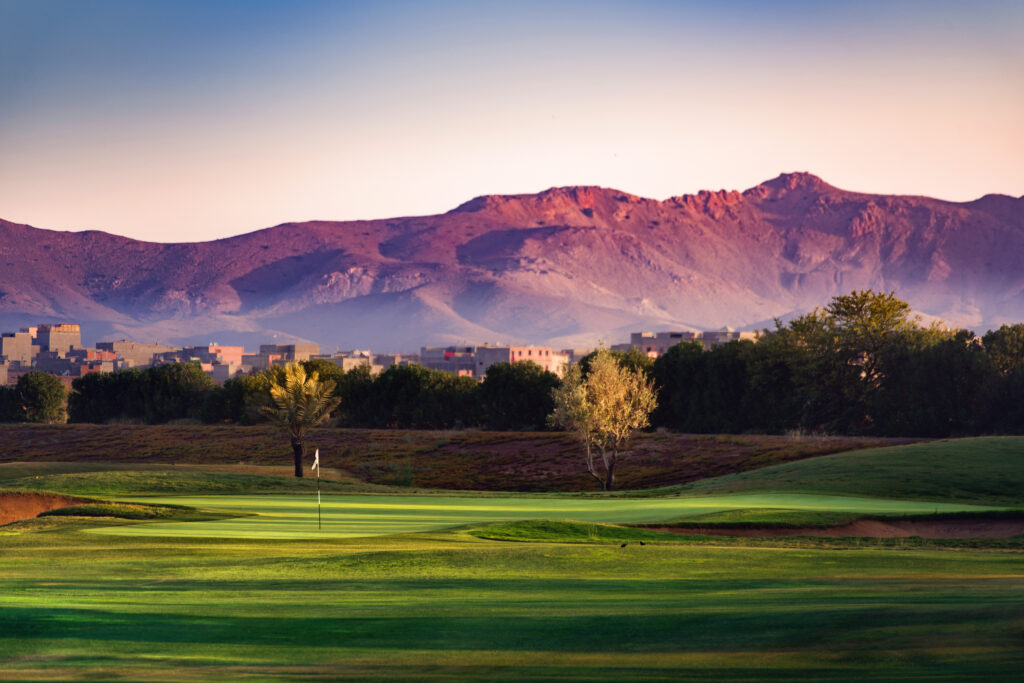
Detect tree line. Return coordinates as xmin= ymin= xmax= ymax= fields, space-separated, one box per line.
xmin=3 ymin=290 xmax=1023 ymax=437
xmin=650 ymin=291 xmax=1024 ymax=437
xmin=34 ymin=357 xmax=560 ymax=430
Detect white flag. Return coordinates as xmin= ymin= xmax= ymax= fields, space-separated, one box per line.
xmin=311 ymin=449 xmax=320 ymax=471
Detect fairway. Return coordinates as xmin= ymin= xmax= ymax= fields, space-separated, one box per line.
xmin=90 ymin=492 xmax=998 ymax=539
xmin=5 ymin=436 xmax=1024 ymax=681
xmin=5 ymin=510 xmax=1024 ymax=681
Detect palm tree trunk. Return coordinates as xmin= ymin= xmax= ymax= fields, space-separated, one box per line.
xmin=291 ymin=438 xmax=304 ymax=478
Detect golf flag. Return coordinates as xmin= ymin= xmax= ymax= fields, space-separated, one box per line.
xmin=311 ymin=448 xmax=322 ymax=529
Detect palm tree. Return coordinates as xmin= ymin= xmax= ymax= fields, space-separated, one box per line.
xmin=261 ymin=363 xmax=341 ymax=477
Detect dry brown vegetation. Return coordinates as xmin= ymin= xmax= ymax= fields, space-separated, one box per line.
xmin=0 ymin=424 xmax=918 ymax=491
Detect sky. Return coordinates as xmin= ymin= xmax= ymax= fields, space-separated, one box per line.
xmin=1 ymin=0 xmax=1022 ymax=243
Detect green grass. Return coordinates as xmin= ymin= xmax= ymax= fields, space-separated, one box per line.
xmin=81 ymin=492 xmax=999 ymax=540
xmin=670 ymin=507 xmax=1024 ymax=528
xmin=659 ymin=437 xmax=1024 ymax=505
xmin=658 ymin=507 xmax=867 ymax=527
xmin=3 ymin=468 xmax=396 ymax=497
xmin=3 ymin=437 xmax=1024 ymax=679
xmin=467 ymin=516 xmax=1024 ymax=552
xmin=39 ymin=502 xmax=196 ymax=520
xmin=469 ymin=519 xmax=688 ymax=543
xmin=3 ymin=519 xmax=1024 ymax=680
xmin=465 ymin=518 xmax=1024 ymax=551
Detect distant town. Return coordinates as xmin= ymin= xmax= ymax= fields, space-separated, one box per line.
xmin=0 ymin=323 xmax=756 ymax=387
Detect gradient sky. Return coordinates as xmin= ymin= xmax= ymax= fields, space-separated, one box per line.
xmin=2 ymin=0 xmax=1022 ymax=243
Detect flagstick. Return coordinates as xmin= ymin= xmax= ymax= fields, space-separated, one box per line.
xmin=312 ymin=448 xmax=322 ymax=530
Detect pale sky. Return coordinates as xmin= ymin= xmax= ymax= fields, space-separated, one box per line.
xmin=1 ymin=0 xmax=1022 ymax=243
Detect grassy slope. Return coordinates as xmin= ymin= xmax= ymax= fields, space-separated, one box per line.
xmin=649 ymin=437 xmax=1024 ymax=506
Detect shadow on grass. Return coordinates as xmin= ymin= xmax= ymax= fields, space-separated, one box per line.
xmin=3 ymin=574 xmax=1023 ymax=654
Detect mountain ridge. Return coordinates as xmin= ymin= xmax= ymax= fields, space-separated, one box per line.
xmin=2 ymin=173 xmax=1022 ymax=350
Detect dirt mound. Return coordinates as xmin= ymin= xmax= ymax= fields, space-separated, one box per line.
xmin=654 ymin=517 xmax=1024 ymax=539
xmin=0 ymin=492 xmax=92 ymax=525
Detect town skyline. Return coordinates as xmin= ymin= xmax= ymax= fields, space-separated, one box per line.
xmin=0 ymin=319 xmax=758 ymax=387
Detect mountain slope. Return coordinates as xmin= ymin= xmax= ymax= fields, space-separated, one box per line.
xmin=2 ymin=172 xmax=1022 ymax=349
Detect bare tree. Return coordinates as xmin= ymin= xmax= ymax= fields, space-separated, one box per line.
xmin=261 ymin=363 xmax=340 ymax=477
xmin=550 ymin=349 xmax=657 ymax=490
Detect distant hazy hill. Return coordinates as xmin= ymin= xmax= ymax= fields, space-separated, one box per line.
xmin=2 ymin=172 xmax=1022 ymax=349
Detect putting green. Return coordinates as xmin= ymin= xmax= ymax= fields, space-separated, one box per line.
xmin=89 ymin=493 xmax=996 ymax=539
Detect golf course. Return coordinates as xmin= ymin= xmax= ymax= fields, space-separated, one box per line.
xmin=2 ymin=434 xmax=1024 ymax=681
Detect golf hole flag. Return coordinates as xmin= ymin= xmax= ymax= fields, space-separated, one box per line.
xmin=312 ymin=449 xmax=322 ymax=529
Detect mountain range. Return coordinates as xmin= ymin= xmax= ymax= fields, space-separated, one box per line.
xmin=2 ymin=172 xmax=1022 ymax=350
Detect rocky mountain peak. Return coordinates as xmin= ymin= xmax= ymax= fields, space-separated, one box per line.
xmin=2 ymin=173 xmax=1021 ymax=350
xmin=745 ymin=172 xmax=837 ymax=200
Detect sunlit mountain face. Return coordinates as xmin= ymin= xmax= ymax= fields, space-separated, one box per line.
xmin=2 ymin=173 xmax=1022 ymax=349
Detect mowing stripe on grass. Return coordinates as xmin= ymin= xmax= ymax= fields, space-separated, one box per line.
xmin=87 ymin=493 xmax=998 ymax=539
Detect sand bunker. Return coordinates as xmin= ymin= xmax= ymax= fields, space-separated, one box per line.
xmin=0 ymin=492 xmax=92 ymax=525
xmin=653 ymin=517 xmax=1024 ymax=539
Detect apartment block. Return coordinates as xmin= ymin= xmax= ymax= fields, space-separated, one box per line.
xmin=373 ymin=353 xmax=420 ymax=369
xmin=309 ymin=350 xmax=382 ymax=373
xmin=96 ymin=340 xmax=177 ymax=368
xmin=473 ymin=345 xmax=569 ymax=378
xmin=35 ymin=323 xmax=82 ymax=356
xmin=242 ymin=352 xmax=283 ymax=370
xmin=0 ymin=331 xmax=36 ymax=365
xmin=421 ymin=346 xmax=477 ymax=376
xmin=258 ymin=343 xmax=320 ymax=362
xmin=698 ymin=329 xmax=757 ymax=349
xmin=617 ymin=328 xmax=758 ymax=358
xmin=34 ymin=352 xmax=118 ymax=377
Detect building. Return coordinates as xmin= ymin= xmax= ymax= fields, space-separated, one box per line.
xmin=242 ymin=351 xmax=283 ymax=371
xmin=613 ymin=331 xmax=698 ymax=358
xmin=616 ymin=329 xmax=757 ymax=358
xmin=421 ymin=346 xmax=477 ymax=376
xmin=35 ymin=323 xmax=82 ymax=357
xmin=0 ymin=363 xmax=7 ymax=386
xmin=34 ymin=348 xmax=119 ymax=377
xmin=698 ymin=328 xmax=757 ymax=349
xmin=0 ymin=330 xmax=36 ymax=365
xmin=4 ymin=365 xmax=33 ymax=385
xmin=96 ymin=340 xmax=176 ymax=368
xmin=310 ymin=350 xmax=382 ymax=373
xmin=473 ymin=344 xmax=569 ymax=378
xmin=209 ymin=363 xmax=239 ymax=383
xmin=157 ymin=345 xmax=246 ymax=382
xmin=258 ymin=343 xmax=320 ymax=362
xmin=373 ymin=352 xmax=420 ymax=369
xmin=558 ymin=348 xmax=592 ymax=365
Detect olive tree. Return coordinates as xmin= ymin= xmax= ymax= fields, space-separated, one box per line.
xmin=549 ymin=348 xmax=657 ymax=490
xmin=16 ymin=371 xmax=67 ymax=424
